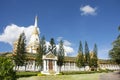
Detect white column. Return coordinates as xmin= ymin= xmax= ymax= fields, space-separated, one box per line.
xmin=43 ymin=60 xmax=46 ymax=71
xmin=55 ymin=60 xmax=57 ymax=71
xmin=74 ymin=62 xmax=75 ymax=71
xmin=33 ymin=61 xmax=35 ymax=71
xmin=53 ymin=60 xmax=55 ymax=71
xmin=47 ymin=60 xmax=49 ymax=71
xmin=69 ymin=62 xmax=71 ymax=71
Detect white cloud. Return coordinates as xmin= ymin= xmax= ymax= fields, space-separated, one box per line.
xmin=0 ymin=24 xmax=74 ymax=56
xmin=57 ymin=37 xmax=63 ymax=42
xmin=48 ymin=37 xmax=74 ymax=56
xmin=63 ymin=45 xmax=74 ymax=56
xmin=63 ymin=40 xmax=74 ymax=55
xmin=46 ymin=39 xmax=74 ymax=56
xmin=0 ymin=24 xmax=40 ymax=45
xmin=80 ymin=5 xmax=97 ymax=16
xmin=56 ymin=37 xmax=74 ymax=55
xmin=56 ymin=37 xmax=74 ymax=56
xmin=63 ymin=40 xmax=72 ymax=46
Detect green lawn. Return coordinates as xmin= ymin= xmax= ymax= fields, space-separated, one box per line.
xmin=17 ymin=73 xmax=104 ymax=80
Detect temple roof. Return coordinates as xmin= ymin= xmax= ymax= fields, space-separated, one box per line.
xmin=32 ymin=27 xmax=39 ymax=35
xmin=1 ymin=53 xmax=116 ymax=64
xmin=64 ymin=56 xmax=76 ymax=62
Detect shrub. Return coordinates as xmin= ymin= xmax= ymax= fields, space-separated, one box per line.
xmin=61 ymin=71 xmax=96 ymax=75
xmin=0 ymin=57 xmax=16 ymax=80
xmin=37 ymin=73 xmax=46 ymax=76
xmin=98 ymin=69 xmax=114 ymax=73
xmin=16 ymin=71 xmax=39 ymax=78
xmin=61 ymin=69 xmax=114 ymax=75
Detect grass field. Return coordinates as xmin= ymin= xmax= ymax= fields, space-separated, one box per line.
xmin=17 ymin=73 xmax=104 ymax=80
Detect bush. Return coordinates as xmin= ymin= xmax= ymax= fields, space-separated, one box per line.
xmin=98 ymin=69 xmax=114 ymax=73
xmin=37 ymin=73 xmax=46 ymax=76
xmin=61 ymin=71 xmax=96 ymax=75
xmin=0 ymin=57 xmax=16 ymax=80
xmin=61 ymin=69 xmax=114 ymax=75
xmin=16 ymin=71 xmax=39 ymax=78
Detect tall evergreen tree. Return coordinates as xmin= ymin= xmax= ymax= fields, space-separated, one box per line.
xmin=48 ymin=38 xmax=57 ymax=55
xmin=84 ymin=41 xmax=90 ymax=66
xmin=57 ymin=40 xmax=64 ymax=72
xmin=109 ymin=27 xmax=120 ymax=65
xmin=13 ymin=32 xmax=26 ymax=69
xmin=93 ymin=44 xmax=98 ymax=67
xmin=90 ymin=44 xmax=98 ymax=70
xmin=36 ymin=36 xmax=46 ymax=71
xmin=76 ymin=41 xmax=84 ymax=69
xmin=40 ymin=36 xmax=47 ymax=55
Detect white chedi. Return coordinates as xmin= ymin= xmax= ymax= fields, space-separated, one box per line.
xmin=26 ymin=16 xmax=40 ymax=53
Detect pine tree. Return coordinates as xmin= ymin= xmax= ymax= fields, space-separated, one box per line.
xmin=36 ymin=36 xmax=46 ymax=71
xmin=13 ymin=32 xmax=26 ymax=69
xmin=57 ymin=40 xmax=64 ymax=72
xmin=76 ymin=41 xmax=84 ymax=69
xmin=90 ymin=44 xmax=98 ymax=71
xmin=48 ymin=38 xmax=57 ymax=55
xmin=93 ymin=44 xmax=98 ymax=68
xmin=109 ymin=27 xmax=120 ymax=65
xmin=40 ymin=36 xmax=47 ymax=55
xmin=84 ymin=41 xmax=90 ymax=66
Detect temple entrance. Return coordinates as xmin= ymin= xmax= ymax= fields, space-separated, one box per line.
xmin=49 ymin=60 xmax=53 ymax=70
xmin=41 ymin=52 xmax=59 ymax=75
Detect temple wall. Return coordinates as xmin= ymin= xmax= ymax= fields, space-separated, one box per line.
xmin=13 ymin=60 xmax=120 ymax=72
xmin=99 ymin=64 xmax=120 ymax=70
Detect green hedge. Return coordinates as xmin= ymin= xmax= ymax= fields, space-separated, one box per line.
xmin=98 ymin=69 xmax=114 ymax=73
xmin=16 ymin=71 xmax=39 ymax=78
xmin=16 ymin=69 xmax=114 ymax=78
xmin=61 ymin=69 xmax=114 ymax=75
xmin=61 ymin=71 xmax=96 ymax=75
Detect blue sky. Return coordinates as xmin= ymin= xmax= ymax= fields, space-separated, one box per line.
xmin=0 ymin=0 xmax=120 ymax=59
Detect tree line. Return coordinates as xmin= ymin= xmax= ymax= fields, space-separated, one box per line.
xmin=109 ymin=26 xmax=120 ymax=65
xmin=2 ymin=26 xmax=120 ymax=79
xmin=13 ymin=28 xmax=120 ymax=73
xmin=76 ymin=41 xmax=98 ymax=71
xmin=13 ymin=32 xmax=99 ymax=72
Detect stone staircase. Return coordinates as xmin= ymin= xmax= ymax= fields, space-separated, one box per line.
xmin=49 ymin=70 xmax=56 ymax=75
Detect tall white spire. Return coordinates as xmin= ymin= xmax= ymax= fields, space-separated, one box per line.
xmin=27 ymin=16 xmax=40 ymax=54
xmin=32 ymin=16 xmax=39 ymax=35
xmin=34 ymin=16 xmax=38 ymax=27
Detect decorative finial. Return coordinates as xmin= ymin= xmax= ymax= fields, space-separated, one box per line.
xmin=34 ymin=16 xmax=38 ymax=27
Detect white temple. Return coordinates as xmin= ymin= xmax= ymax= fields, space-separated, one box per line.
xmin=13 ymin=16 xmax=60 ymax=75
xmin=13 ymin=16 xmax=120 ymax=75
xmin=26 ymin=16 xmax=40 ymax=53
